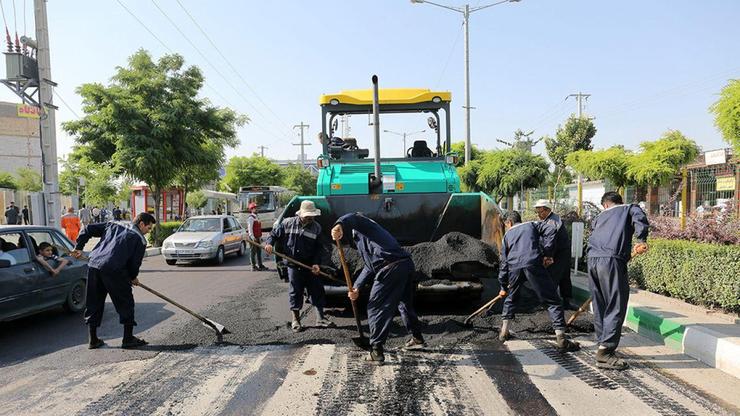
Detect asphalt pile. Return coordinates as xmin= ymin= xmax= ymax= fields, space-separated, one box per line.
xmin=329 ymin=232 xmax=499 ymax=282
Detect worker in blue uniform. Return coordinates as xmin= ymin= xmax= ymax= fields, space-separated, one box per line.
xmin=534 ymin=200 xmax=575 ymax=309
xmin=331 ymin=212 xmax=424 ymax=363
xmin=265 ymin=200 xmax=335 ymax=333
xmin=498 ymin=211 xmax=580 ymax=352
xmin=72 ymin=212 xmax=156 ymax=349
xmin=587 ymin=191 xmax=649 ymax=370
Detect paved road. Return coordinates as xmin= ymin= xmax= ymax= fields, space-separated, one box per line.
xmin=1 ymin=256 xmax=738 ymax=415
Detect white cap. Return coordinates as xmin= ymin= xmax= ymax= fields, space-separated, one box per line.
xmin=534 ymin=199 xmax=551 ymax=209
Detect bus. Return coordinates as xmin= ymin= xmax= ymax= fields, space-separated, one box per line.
xmin=235 ymin=186 xmax=293 ymax=231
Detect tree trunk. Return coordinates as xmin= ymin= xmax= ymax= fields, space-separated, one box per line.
xmin=182 ymin=176 xmax=190 ymax=220
xmin=152 ymin=185 xmax=162 ymax=223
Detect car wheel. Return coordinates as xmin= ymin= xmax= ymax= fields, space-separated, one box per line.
xmin=64 ymin=279 xmax=86 ymax=313
xmin=214 ymin=246 xmax=225 ymax=265
xmin=237 ymin=241 xmax=246 ymax=257
xmin=165 ymin=259 xmax=177 ymax=265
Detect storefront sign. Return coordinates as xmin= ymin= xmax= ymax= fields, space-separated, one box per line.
xmin=716 ymin=176 xmax=735 ymax=192
xmin=704 ymin=149 xmax=726 ymax=166
xmin=16 ymin=104 xmax=41 ymax=119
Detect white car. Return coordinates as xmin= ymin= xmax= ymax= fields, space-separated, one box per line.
xmin=161 ymin=215 xmax=247 ymax=265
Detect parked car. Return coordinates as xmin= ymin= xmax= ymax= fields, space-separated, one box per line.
xmin=0 ymin=225 xmax=88 ymax=322
xmin=161 ymin=215 xmax=247 ymax=265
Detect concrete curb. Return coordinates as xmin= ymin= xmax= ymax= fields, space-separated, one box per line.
xmin=570 ymin=271 xmax=740 ymax=379
xmin=145 ymin=247 xmax=161 ymax=257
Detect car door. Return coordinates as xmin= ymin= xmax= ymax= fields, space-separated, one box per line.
xmin=25 ymin=230 xmax=75 ymax=309
xmin=221 ymin=218 xmax=234 ymax=252
xmin=228 ymin=217 xmax=245 ymax=248
xmin=0 ymin=231 xmax=43 ymax=321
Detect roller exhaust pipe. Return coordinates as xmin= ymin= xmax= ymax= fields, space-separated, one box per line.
xmin=371 ymin=75 xmax=382 ymax=191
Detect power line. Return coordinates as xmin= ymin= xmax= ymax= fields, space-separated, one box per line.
xmin=435 ymin=21 xmax=464 ymax=89
xmin=115 ymin=0 xmax=172 ymax=52
xmin=53 ymin=90 xmax=81 ymax=119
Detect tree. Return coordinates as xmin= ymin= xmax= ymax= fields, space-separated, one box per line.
xmin=186 ymin=190 xmax=208 ymax=211
xmin=221 ymin=155 xmax=284 ymax=193
xmin=281 ymin=164 xmax=316 ymax=195
xmin=450 ymin=141 xmax=483 ymax=167
xmin=709 ymin=79 xmax=740 ymax=154
xmin=175 ymin=141 xmax=226 ymax=212
xmin=16 ymin=167 xmax=42 ymax=192
xmin=475 ymin=148 xmax=549 ymax=202
xmin=0 ymin=172 xmax=17 ymax=189
xmin=567 ymin=146 xmax=633 ymax=193
xmin=63 ymin=49 xmax=243 ymax=221
xmin=626 ymin=130 xmax=699 ymax=186
xmin=545 ymin=115 xmax=596 ymax=192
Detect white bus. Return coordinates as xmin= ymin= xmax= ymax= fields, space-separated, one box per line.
xmin=236 ymin=186 xmax=293 ymax=231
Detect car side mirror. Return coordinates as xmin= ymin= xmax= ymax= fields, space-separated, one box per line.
xmin=0 ymin=259 xmax=11 ymax=268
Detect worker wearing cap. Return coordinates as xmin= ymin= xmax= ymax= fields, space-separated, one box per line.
xmin=246 ymin=202 xmax=267 ymax=271
xmin=587 ymin=191 xmax=649 ymax=370
xmin=534 ymin=200 xmax=574 ymax=309
xmin=498 ymin=210 xmax=580 ymax=352
xmin=331 ymin=212 xmax=424 ymax=363
xmin=264 ymin=200 xmax=335 ymax=332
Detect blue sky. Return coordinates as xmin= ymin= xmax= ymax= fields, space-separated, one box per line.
xmin=1 ymin=0 xmax=737 ymax=162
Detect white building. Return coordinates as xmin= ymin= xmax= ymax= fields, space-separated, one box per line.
xmin=0 ymin=101 xmax=42 ymax=175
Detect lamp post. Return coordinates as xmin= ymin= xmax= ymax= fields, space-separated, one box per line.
xmin=411 ymin=0 xmax=521 ymax=165
xmin=383 ymin=129 xmax=427 ymax=157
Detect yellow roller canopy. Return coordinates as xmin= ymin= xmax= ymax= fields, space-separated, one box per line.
xmin=320 ymin=88 xmax=451 ymax=106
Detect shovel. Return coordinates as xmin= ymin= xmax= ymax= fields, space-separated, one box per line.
xmin=335 ymin=240 xmax=370 ymax=349
xmin=137 ymin=282 xmax=231 ymax=344
xmin=460 ymin=293 xmax=505 ymax=327
xmin=245 ymin=239 xmax=345 ymax=285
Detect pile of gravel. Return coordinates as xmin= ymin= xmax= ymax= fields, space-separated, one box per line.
xmin=329 ymin=232 xmax=499 ymax=282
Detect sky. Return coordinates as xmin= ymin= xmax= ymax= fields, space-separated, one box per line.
xmin=1 ymin=0 xmax=738 ymax=163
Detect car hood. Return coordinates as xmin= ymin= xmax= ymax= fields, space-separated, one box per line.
xmin=165 ymin=232 xmax=220 ymax=243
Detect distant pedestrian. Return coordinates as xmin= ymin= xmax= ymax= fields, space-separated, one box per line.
xmin=73 ymin=212 xmax=157 ymax=349
xmin=113 ymin=207 xmax=122 ymax=221
xmin=246 ymin=202 xmax=267 ymax=271
xmin=22 ymin=205 xmax=29 ymax=225
xmin=587 ymin=192 xmax=648 ymax=370
xmin=264 ymin=201 xmax=334 ymax=333
xmin=79 ymin=204 xmax=91 ymax=228
xmin=497 ymin=211 xmax=580 ymax=352
xmin=61 ymin=207 xmax=82 ymax=243
xmin=4 ymin=202 xmax=19 ymax=225
xmin=331 ymin=212 xmax=425 ymax=363
xmin=534 ymin=200 xmax=574 ymax=309
xmin=92 ymin=206 xmax=101 ymax=223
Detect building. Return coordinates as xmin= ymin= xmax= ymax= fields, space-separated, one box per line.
xmin=130 ymin=185 xmax=184 ymax=223
xmin=0 ymin=101 xmax=42 ymax=175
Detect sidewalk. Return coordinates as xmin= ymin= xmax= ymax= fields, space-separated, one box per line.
xmin=571 ymin=271 xmax=740 ymax=379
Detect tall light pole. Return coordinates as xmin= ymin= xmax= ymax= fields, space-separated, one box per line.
xmin=383 ymin=129 xmax=426 ymax=157
xmin=411 ymin=0 xmax=521 ymax=165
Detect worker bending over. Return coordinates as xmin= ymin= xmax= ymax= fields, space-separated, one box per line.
xmin=587 ymin=192 xmax=648 ymax=370
xmin=498 ymin=211 xmax=579 ymax=352
xmin=265 ymin=200 xmax=335 ymax=332
xmin=331 ymin=212 xmax=424 ymax=363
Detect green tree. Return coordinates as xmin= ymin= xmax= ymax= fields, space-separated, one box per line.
xmin=116 ymin=180 xmax=133 ymax=206
xmin=221 ymin=155 xmax=284 ymax=193
xmin=281 ymin=164 xmax=316 ymax=195
xmin=450 ymin=141 xmax=483 ymax=167
xmin=186 ymin=190 xmax=208 ymax=210
xmin=545 ymin=115 xmax=596 ymax=191
xmin=626 ymin=130 xmax=699 ymax=186
xmin=175 ymin=141 xmax=229 ymax=211
xmin=474 ymin=149 xmax=549 ymax=202
xmin=83 ymin=163 xmax=119 ymax=207
xmin=567 ymin=146 xmax=633 ymax=193
xmin=0 ymin=172 xmax=17 ymax=189
xmin=16 ymin=167 xmax=42 ymax=192
xmin=63 ymin=49 xmax=243 ymax=220
xmin=709 ymin=79 xmax=740 ymax=154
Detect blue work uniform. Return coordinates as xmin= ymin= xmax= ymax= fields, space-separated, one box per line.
xmin=266 ymin=216 xmax=326 ymax=311
xmin=499 ymin=222 xmax=566 ymax=330
xmin=539 ymin=212 xmax=573 ymax=300
xmin=335 ymin=213 xmax=421 ymax=347
xmin=587 ymin=204 xmax=649 ymax=349
xmin=75 ymin=222 xmax=147 ymax=328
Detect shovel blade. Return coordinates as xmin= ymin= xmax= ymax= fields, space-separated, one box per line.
xmin=201 ymin=318 xmax=230 ymax=335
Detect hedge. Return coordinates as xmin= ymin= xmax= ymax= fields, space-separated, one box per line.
xmin=628 ymin=239 xmax=740 ymax=313
xmin=148 ymin=221 xmax=182 ymax=247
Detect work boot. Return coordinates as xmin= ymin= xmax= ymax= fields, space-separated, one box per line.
xmin=596 ymin=347 xmax=628 ymax=370
xmin=555 ymin=333 xmax=580 ymax=352
xmin=88 ymin=327 xmax=105 ymax=350
xmin=367 ymin=345 xmax=385 ymax=363
xmin=315 ymin=318 xmax=336 ymax=328
xmin=498 ymin=319 xmax=511 ymax=342
xmin=121 ymin=324 xmax=148 ymax=349
xmin=258 ymin=265 xmax=269 ymax=271
xmin=291 ymin=319 xmax=303 ymax=333
xmin=252 ymin=265 xmax=259 ymax=271
xmin=404 ymin=334 xmax=426 ymax=350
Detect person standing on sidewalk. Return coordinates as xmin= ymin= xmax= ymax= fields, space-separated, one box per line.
xmin=587 ymin=191 xmax=649 ymax=370
xmin=21 ymin=205 xmax=29 ymax=225
xmin=79 ymin=204 xmax=91 ymax=228
xmin=331 ymin=212 xmax=425 ymax=363
xmin=72 ymin=212 xmax=156 ymax=349
xmin=246 ymin=203 xmax=267 ymax=271
xmin=497 ymin=211 xmax=580 ymax=352
xmin=61 ymin=207 xmax=82 ymax=243
xmin=534 ymin=200 xmax=575 ymax=309
xmin=4 ymin=202 xmax=19 ymax=225
xmin=264 ymin=200 xmax=334 ymax=332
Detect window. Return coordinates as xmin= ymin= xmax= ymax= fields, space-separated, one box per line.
xmin=27 ymin=230 xmax=72 ymax=257
xmin=0 ymin=232 xmax=31 ymax=264
xmin=222 ymin=218 xmax=232 ymax=232
xmin=228 ymin=218 xmax=241 ymax=230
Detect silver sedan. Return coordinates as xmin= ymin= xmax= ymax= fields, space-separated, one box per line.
xmin=161 ymin=215 xmax=247 ymax=265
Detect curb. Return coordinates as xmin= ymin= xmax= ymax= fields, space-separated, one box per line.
xmin=571 ymin=271 xmax=740 ymax=379
xmin=145 ymin=247 xmax=161 ymax=257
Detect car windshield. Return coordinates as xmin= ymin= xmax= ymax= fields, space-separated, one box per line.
xmin=179 ymin=218 xmax=221 ymax=232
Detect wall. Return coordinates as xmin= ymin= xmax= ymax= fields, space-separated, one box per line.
xmin=0 ymin=101 xmax=42 ymax=176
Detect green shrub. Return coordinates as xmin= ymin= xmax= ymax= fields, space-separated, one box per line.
xmin=629 ymin=239 xmax=740 ymax=312
xmin=148 ymin=221 xmax=182 ymax=247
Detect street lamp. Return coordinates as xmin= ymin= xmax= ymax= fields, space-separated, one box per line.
xmin=411 ymin=0 xmax=521 ymax=165
xmin=383 ymin=129 xmax=427 ymax=157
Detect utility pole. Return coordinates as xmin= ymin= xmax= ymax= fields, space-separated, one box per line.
xmin=257 ymin=145 xmax=268 ymax=157
xmin=566 ymin=92 xmax=591 ymax=118
xmin=35 ymin=0 xmax=60 ymax=227
xmin=292 ymin=122 xmax=310 ymax=167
